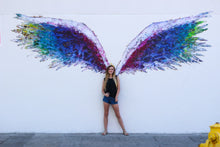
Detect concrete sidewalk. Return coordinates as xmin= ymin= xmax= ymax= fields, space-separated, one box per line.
xmin=0 ymin=133 xmax=208 ymax=147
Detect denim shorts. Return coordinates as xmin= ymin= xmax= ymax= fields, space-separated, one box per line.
xmin=103 ymin=96 xmax=118 ymax=104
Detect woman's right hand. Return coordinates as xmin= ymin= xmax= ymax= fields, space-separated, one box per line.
xmin=104 ymin=92 xmax=110 ymax=97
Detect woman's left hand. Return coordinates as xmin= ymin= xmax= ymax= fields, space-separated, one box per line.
xmin=115 ymin=97 xmax=118 ymax=102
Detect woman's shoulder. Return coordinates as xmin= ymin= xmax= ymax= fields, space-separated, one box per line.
xmin=103 ymin=75 xmax=118 ymax=80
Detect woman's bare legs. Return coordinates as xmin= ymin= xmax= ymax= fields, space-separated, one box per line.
xmin=112 ymin=104 xmax=129 ymax=135
xmin=103 ymin=102 xmax=110 ymax=135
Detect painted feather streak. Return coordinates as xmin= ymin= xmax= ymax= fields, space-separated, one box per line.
xmin=116 ymin=12 xmax=211 ymax=75
xmin=12 ymin=14 xmax=109 ymax=73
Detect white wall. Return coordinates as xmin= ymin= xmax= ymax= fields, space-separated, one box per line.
xmin=0 ymin=0 xmax=220 ymax=133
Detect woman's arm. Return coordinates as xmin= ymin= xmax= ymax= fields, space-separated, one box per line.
xmin=102 ymin=79 xmax=109 ymax=97
xmin=115 ymin=76 xmax=120 ymax=101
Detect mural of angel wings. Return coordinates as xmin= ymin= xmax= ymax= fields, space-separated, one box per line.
xmin=12 ymin=12 xmax=211 ymax=75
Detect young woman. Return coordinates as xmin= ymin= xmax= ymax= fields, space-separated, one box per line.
xmin=101 ymin=64 xmax=129 ymax=136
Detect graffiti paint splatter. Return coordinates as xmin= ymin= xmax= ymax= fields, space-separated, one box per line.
xmin=12 ymin=13 xmax=210 ymax=75
xmin=116 ymin=12 xmax=211 ymax=75
xmin=12 ymin=14 xmax=109 ymax=73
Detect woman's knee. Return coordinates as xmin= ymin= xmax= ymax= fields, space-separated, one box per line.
xmin=104 ymin=111 xmax=109 ymax=117
xmin=115 ymin=112 xmax=121 ymax=119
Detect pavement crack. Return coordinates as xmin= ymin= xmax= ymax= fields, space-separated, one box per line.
xmin=0 ymin=137 xmax=11 ymax=145
xmin=153 ymin=136 xmax=158 ymax=142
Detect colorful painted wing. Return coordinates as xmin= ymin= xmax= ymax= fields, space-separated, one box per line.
xmin=115 ymin=12 xmax=211 ymax=75
xmin=12 ymin=14 xmax=109 ymax=73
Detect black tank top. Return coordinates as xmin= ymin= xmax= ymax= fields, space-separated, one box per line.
xmin=104 ymin=77 xmax=117 ymax=98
